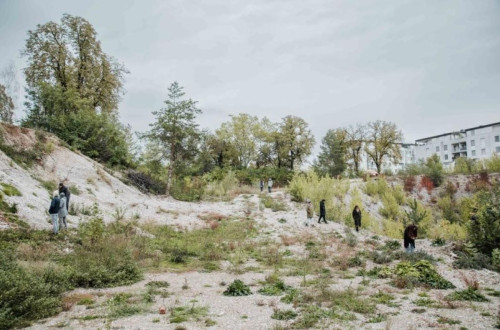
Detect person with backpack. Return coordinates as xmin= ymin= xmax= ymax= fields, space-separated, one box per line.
xmin=318 ymin=199 xmax=327 ymax=224
xmin=352 ymin=205 xmax=362 ymax=232
xmin=404 ymin=224 xmax=418 ymax=253
xmin=59 ymin=182 xmax=70 ymax=211
xmin=58 ymin=192 xmax=68 ymax=229
xmin=49 ymin=191 xmax=60 ymax=234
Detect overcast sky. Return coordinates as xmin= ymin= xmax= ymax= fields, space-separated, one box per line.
xmin=1 ymin=0 xmax=499 ymax=156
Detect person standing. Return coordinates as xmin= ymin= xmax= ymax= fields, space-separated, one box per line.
xmin=305 ymin=200 xmax=314 ymax=226
xmin=318 ymin=199 xmax=327 ymax=224
xmin=403 ymin=224 xmax=418 ymax=253
xmin=267 ymin=178 xmax=273 ymax=193
xmin=352 ymin=205 xmax=362 ymax=232
xmin=59 ymin=183 xmax=70 ymax=211
xmin=58 ymin=192 xmax=68 ymax=229
xmin=260 ymin=179 xmax=264 ymax=192
xmin=49 ymin=191 xmax=60 ymax=234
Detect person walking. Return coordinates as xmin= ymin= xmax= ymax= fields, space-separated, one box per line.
xmin=305 ymin=200 xmax=314 ymax=226
xmin=260 ymin=179 xmax=264 ymax=192
xmin=352 ymin=205 xmax=362 ymax=232
xmin=59 ymin=182 xmax=70 ymax=211
xmin=267 ymin=178 xmax=273 ymax=193
xmin=317 ymin=199 xmax=327 ymax=224
xmin=58 ymin=192 xmax=68 ymax=229
xmin=403 ymin=224 xmax=418 ymax=253
xmin=49 ymin=191 xmax=60 ymax=234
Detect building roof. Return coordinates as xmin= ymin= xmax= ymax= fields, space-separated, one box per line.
xmin=415 ymin=122 xmax=500 ymax=143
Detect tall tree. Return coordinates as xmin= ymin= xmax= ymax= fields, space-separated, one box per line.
xmin=0 ymin=84 xmax=14 ymax=123
xmin=345 ymin=124 xmax=366 ymax=176
xmin=216 ymin=113 xmax=260 ymax=168
xmin=364 ymin=120 xmax=403 ymax=174
xmin=145 ymin=82 xmax=201 ymax=196
xmin=23 ymin=14 xmax=127 ymax=121
xmin=277 ymin=116 xmax=315 ymax=170
xmin=313 ymin=128 xmax=348 ymax=177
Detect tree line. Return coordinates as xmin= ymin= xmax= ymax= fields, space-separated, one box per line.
xmin=0 ymin=14 xmax=404 ymax=197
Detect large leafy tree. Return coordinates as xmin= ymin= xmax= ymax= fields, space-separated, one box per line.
xmin=277 ymin=116 xmax=315 ymax=170
xmin=345 ymin=124 xmax=366 ymax=176
xmin=364 ymin=120 xmax=403 ymax=174
xmin=313 ymin=128 xmax=347 ymax=177
xmin=145 ymin=82 xmax=201 ymax=196
xmin=21 ymin=14 xmax=130 ymax=166
xmin=23 ymin=14 xmax=127 ymax=115
xmin=216 ymin=113 xmax=260 ymax=168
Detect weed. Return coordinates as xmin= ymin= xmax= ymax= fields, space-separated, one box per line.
xmin=0 ymin=183 xmax=22 ymax=196
xmin=394 ymin=260 xmax=454 ymax=289
xmin=447 ymin=287 xmax=489 ymax=302
xmin=367 ymin=314 xmax=387 ymax=323
xmin=271 ymin=309 xmax=298 ymax=320
xmin=169 ymin=304 xmax=208 ymax=323
xmin=431 ymin=237 xmax=447 ymax=246
xmin=413 ymin=298 xmax=437 ymax=307
xmin=437 ymin=316 xmax=461 ymax=325
xmin=223 ymin=280 xmax=252 ymax=296
xmin=258 ymin=279 xmax=293 ymax=296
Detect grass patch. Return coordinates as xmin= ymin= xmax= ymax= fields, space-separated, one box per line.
xmin=260 ymin=194 xmax=287 ymax=212
xmin=0 ymin=183 xmax=22 ymax=196
xmin=446 ymin=287 xmax=489 ymax=302
xmin=169 ymin=304 xmax=209 ymax=323
xmin=271 ymin=309 xmax=298 ymax=320
xmin=394 ymin=260 xmax=454 ymax=289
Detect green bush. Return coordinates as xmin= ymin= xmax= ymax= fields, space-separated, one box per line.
xmin=258 ymin=280 xmax=292 ymax=296
xmin=447 ymin=287 xmax=488 ymax=302
xmin=271 ymin=309 xmax=298 ymax=320
xmin=424 ymin=154 xmax=444 ymax=187
xmin=467 ymin=186 xmax=500 ymax=256
xmin=394 ymin=260 xmax=454 ymax=289
xmin=223 ymin=279 xmax=252 ymax=296
xmin=64 ymin=236 xmax=143 ymax=288
xmin=0 ymin=251 xmax=65 ymax=328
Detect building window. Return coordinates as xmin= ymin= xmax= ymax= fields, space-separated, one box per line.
xmin=471 ymin=150 xmax=476 ymax=157
xmin=436 ymin=146 xmax=440 ymax=152
xmin=481 ymin=138 xmax=486 ymax=147
xmin=495 ymin=135 xmax=500 ymax=142
xmin=481 ymin=149 xmax=486 ymax=155
xmin=444 ymin=145 xmax=448 ymax=151
xmin=470 ymin=140 xmax=475 ymax=147
xmin=496 ymin=146 xmax=500 ymax=153
xmin=444 ymin=154 xmax=448 ymax=160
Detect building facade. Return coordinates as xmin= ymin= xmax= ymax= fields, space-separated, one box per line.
xmin=414 ymin=122 xmax=500 ymax=167
xmin=356 ymin=143 xmax=416 ymax=174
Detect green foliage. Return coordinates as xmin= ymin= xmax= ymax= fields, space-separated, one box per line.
xmin=259 ymin=194 xmax=287 ymax=212
xmin=432 ymin=237 xmax=447 ymax=246
xmin=394 ymin=260 xmax=455 ymax=289
xmin=447 ymin=287 xmax=489 ymax=302
xmin=203 ymin=170 xmax=239 ymax=201
xmin=258 ymin=280 xmax=292 ymax=296
xmin=329 ymin=288 xmax=376 ymax=314
xmin=404 ymin=198 xmax=428 ymax=227
xmin=467 ymin=186 xmax=500 ymax=255
xmin=452 ymin=242 xmax=493 ymax=270
xmin=484 ymin=153 xmax=500 ymax=172
xmin=313 ymin=128 xmax=348 ymax=177
xmin=223 ymin=279 xmax=252 ymax=296
xmin=145 ymin=82 xmax=202 ymax=195
xmin=169 ymin=304 xmax=209 ymax=323
xmin=0 ymin=251 xmax=66 ymax=328
xmin=364 ymin=120 xmax=403 ymax=174
xmin=0 ymin=183 xmax=21 ymax=196
xmin=379 ymin=192 xmax=400 ymax=219
xmin=424 ymin=154 xmax=444 ymax=187
xmin=271 ymin=309 xmax=298 ymax=320
xmin=454 ymin=157 xmax=476 ymax=173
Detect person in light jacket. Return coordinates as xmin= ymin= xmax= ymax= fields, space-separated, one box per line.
xmin=305 ymin=200 xmax=314 ymax=226
xmin=48 ymin=191 xmax=60 ymax=234
xmin=58 ymin=192 xmax=68 ymax=229
xmin=267 ymin=178 xmax=273 ymax=193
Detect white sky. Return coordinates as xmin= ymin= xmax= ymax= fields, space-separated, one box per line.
xmin=1 ymin=0 xmax=499 ymax=157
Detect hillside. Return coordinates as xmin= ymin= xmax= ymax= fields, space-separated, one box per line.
xmin=0 ymin=123 xmax=243 ymax=230
xmin=0 ymin=124 xmax=499 ymax=329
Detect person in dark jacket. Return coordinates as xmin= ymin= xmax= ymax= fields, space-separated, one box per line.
xmin=318 ymin=199 xmax=327 ymax=224
xmin=260 ymin=179 xmax=264 ymax=192
xmin=59 ymin=183 xmax=70 ymax=211
xmin=403 ymin=224 xmax=418 ymax=253
xmin=352 ymin=205 xmax=362 ymax=232
xmin=49 ymin=191 xmax=60 ymax=234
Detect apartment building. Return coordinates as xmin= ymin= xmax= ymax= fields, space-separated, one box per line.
xmin=414 ymin=122 xmax=500 ymax=166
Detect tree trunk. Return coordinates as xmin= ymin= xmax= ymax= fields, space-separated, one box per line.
xmin=165 ymin=145 xmax=175 ymax=196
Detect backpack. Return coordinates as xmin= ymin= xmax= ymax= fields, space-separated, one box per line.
xmin=49 ymin=197 xmax=60 ymax=214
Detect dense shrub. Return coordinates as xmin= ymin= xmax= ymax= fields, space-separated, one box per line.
xmin=467 ymin=186 xmax=500 ymax=255
xmin=394 ymin=260 xmax=455 ymax=289
xmin=424 ymin=154 xmax=444 ymax=187
xmin=125 ymin=169 xmax=165 ymax=194
xmin=223 ymin=280 xmax=252 ymax=296
xmin=0 ymin=251 xmax=66 ymax=328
